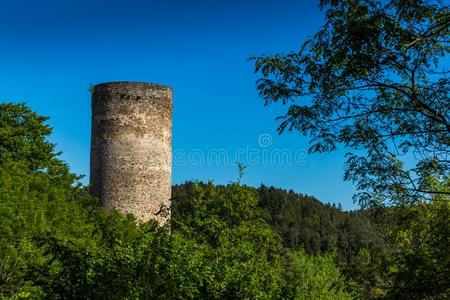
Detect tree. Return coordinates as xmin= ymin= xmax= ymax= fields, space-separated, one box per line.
xmin=255 ymin=185 xmax=386 ymax=262
xmin=236 ymin=162 xmax=247 ymax=184
xmin=291 ymin=249 xmax=355 ymax=300
xmin=172 ymin=182 xmax=361 ymax=299
xmin=0 ymin=103 xmax=77 ymax=184
xmin=171 ymin=182 xmax=287 ymax=299
xmin=252 ymin=0 xmax=450 ymax=207
xmin=0 ymin=103 xmax=362 ymax=299
xmin=386 ymin=200 xmax=450 ymax=299
xmin=0 ymin=103 xmax=166 ymax=299
xmin=347 ymin=199 xmax=450 ymax=299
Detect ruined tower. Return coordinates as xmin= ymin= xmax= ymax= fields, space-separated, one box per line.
xmin=90 ymin=81 xmax=172 ymax=224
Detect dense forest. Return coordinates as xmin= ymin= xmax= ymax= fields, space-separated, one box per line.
xmin=173 ymin=183 xmax=387 ymax=264
xmin=0 ymin=103 xmax=353 ymax=299
xmin=1 ymin=102 xmax=449 ymax=299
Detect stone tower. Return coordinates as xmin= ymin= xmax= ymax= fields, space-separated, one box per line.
xmin=90 ymin=81 xmax=172 ymax=224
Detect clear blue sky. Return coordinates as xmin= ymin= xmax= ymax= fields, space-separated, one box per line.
xmin=0 ymin=0 xmax=358 ymax=210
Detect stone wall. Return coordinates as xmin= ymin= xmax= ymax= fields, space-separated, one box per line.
xmin=90 ymin=81 xmax=172 ymax=224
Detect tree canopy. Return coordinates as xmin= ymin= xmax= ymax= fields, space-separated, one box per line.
xmin=253 ymin=0 xmax=450 ymax=207
xmin=0 ymin=103 xmax=356 ymax=299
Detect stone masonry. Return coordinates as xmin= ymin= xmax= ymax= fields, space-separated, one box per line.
xmin=90 ymin=81 xmax=172 ymax=224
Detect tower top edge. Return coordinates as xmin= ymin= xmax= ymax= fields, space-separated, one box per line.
xmin=94 ymin=81 xmax=172 ymax=92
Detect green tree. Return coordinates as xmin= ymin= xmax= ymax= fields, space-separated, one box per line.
xmin=236 ymin=162 xmax=247 ymax=184
xmin=256 ymin=185 xmax=386 ymax=263
xmin=347 ymin=200 xmax=450 ymax=299
xmin=0 ymin=103 xmax=166 ymax=299
xmin=0 ymin=103 xmax=73 ymax=179
xmin=291 ymin=250 xmax=355 ymax=300
xmin=252 ymin=0 xmax=450 ymax=207
xmin=385 ymin=200 xmax=450 ymax=299
xmin=0 ymin=103 xmax=359 ymax=299
xmin=171 ymin=182 xmax=287 ymax=299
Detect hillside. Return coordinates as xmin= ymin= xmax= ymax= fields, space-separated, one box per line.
xmin=1 ymin=103 xmax=448 ymax=299
xmin=172 ymin=182 xmax=388 ymax=263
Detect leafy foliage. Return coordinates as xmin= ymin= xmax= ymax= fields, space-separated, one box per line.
xmin=252 ymin=0 xmax=450 ymax=207
xmin=172 ymin=182 xmax=355 ymax=299
xmin=346 ymin=200 xmax=450 ymax=299
xmin=291 ymin=249 xmax=354 ymax=300
xmin=386 ymin=201 xmax=450 ymax=299
xmin=252 ymin=1 xmax=450 ymax=297
xmin=256 ymin=185 xmax=386 ymax=263
xmin=170 ymin=182 xmax=288 ymax=299
xmin=1 ymin=96 xmax=447 ymax=299
xmin=0 ymin=103 xmax=356 ymax=299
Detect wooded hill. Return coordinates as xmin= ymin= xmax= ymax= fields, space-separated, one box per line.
xmin=173 ymin=182 xmax=388 ymax=264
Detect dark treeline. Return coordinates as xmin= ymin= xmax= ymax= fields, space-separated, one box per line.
xmin=257 ymin=185 xmax=388 ymax=262
xmin=173 ymin=183 xmax=388 ymax=264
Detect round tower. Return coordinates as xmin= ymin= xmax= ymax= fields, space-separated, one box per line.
xmin=90 ymin=81 xmax=172 ymax=224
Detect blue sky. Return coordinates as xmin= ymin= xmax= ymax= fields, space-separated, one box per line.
xmin=0 ymin=0 xmax=358 ymax=209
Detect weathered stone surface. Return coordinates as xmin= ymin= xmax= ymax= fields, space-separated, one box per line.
xmin=90 ymin=81 xmax=172 ymax=224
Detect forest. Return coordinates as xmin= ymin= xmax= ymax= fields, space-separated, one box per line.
xmin=0 ymin=102 xmax=448 ymax=299
xmin=1 ymin=0 xmax=450 ymax=298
